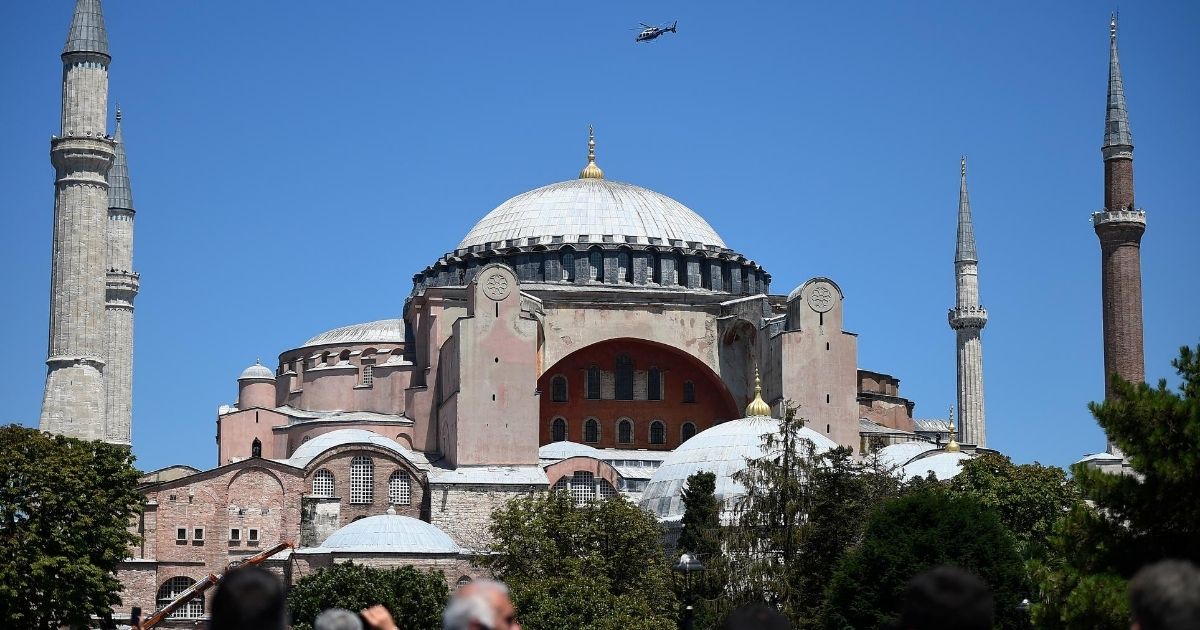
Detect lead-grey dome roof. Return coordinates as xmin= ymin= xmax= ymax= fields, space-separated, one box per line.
xmin=303 ymin=319 xmax=404 ymax=347
xmin=238 ymin=361 xmax=275 ymax=381
xmin=457 ymin=179 xmax=727 ymax=250
xmin=313 ymin=515 xmax=461 ymax=554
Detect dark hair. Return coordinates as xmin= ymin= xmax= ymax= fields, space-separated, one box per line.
xmin=1129 ymin=559 xmax=1200 ymax=630
xmin=898 ymin=566 xmax=994 ymax=630
xmin=722 ymin=604 xmax=791 ymax=630
xmin=208 ymin=565 xmax=288 ymax=630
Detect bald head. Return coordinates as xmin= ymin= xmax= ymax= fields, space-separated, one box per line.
xmin=443 ymin=580 xmax=519 ymax=630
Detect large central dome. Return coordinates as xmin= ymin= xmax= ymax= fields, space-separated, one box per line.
xmin=457 ymin=178 xmax=727 ymax=250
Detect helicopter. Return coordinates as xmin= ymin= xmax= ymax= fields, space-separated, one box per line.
xmin=635 ymin=21 xmax=677 ymax=43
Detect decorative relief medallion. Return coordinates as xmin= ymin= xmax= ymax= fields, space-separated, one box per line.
xmin=482 ymin=272 xmax=511 ymax=301
xmin=807 ymin=284 xmax=835 ymax=313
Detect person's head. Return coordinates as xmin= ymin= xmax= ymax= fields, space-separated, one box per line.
xmin=208 ymin=565 xmax=288 ymax=630
xmin=442 ymin=579 xmax=519 ymax=630
xmin=722 ymin=604 xmax=792 ymax=630
xmin=898 ymin=566 xmax=994 ymax=630
xmin=1129 ymin=559 xmax=1200 ymax=630
xmin=314 ymin=608 xmax=365 ymax=630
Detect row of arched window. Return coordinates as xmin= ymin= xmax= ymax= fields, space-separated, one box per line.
xmin=310 ymin=458 xmax=412 ymax=506
xmin=551 ymin=417 xmax=697 ymax=445
xmin=549 ymin=365 xmax=696 ymax=403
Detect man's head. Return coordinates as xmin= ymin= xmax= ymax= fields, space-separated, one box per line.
xmin=442 ymin=579 xmax=519 ymax=630
xmin=208 ymin=565 xmax=288 ymax=630
xmin=898 ymin=566 xmax=994 ymax=630
xmin=1129 ymin=559 xmax=1200 ymax=630
xmin=314 ymin=608 xmax=365 ymax=630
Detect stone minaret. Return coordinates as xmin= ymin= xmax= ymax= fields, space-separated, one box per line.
xmin=104 ymin=109 xmax=139 ymax=445
xmin=40 ymin=0 xmax=114 ymax=441
xmin=948 ymin=157 xmax=988 ymax=447
xmin=1093 ymin=15 xmax=1145 ymax=455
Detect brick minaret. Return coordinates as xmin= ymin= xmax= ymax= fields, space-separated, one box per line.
xmin=104 ymin=109 xmax=139 ymax=445
xmin=1093 ymin=14 xmax=1145 ymax=446
xmin=40 ymin=0 xmax=115 ymax=441
xmin=948 ymin=157 xmax=988 ymax=447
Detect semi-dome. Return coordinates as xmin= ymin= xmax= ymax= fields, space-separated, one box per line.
xmin=538 ymin=441 xmax=602 ymax=460
xmin=238 ymin=361 xmax=274 ymax=381
xmin=316 ymin=515 xmax=461 ymax=554
xmin=640 ymin=416 xmax=838 ymax=521
xmin=457 ymin=178 xmax=727 ymax=250
xmin=874 ymin=441 xmax=937 ymax=469
xmin=287 ymin=429 xmax=423 ymax=469
xmin=303 ymin=319 xmax=404 ymax=347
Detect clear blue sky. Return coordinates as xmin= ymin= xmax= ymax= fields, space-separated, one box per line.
xmin=1 ymin=1 xmax=1196 ymax=472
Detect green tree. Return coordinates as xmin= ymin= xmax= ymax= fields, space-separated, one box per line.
xmin=1031 ymin=343 xmax=1200 ymax=629
xmin=287 ymin=562 xmax=447 ymax=630
xmin=0 ymin=425 xmax=143 ymax=630
xmin=948 ymin=452 xmax=1080 ymax=560
xmin=822 ymin=487 xmax=1028 ymax=630
xmin=483 ymin=491 xmax=677 ymax=630
xmin=676 ymin=471 xmax=725 ymax=630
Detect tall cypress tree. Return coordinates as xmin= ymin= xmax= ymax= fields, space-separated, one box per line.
xmin=678 ymin=471 xmax=720 ymax=559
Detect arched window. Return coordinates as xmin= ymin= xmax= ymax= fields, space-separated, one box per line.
xmin=618 ymin=250 xmax=632 ymax=283
xmin=584 ymin=418 xmax=600 ymax=443
xmin=320 ymin=351 xmax=331 ymax=366
xmin=682 ymin=422 xmax=697 ymax=442
xmin=562 ymin=251 xmax=576 ymax=281
xmin=615 ymin=354 xmax=633 ymax=400
xmin=388 ymin=470 xmax=412 ymax=506
xmin=456 ymin=575 xmax=473 ymax=588
xmin=251 ymin=438 xmax=262 ymax=458
xmin=350 ymin=456 xmax=373 ymax=504
xmin=683 ymin=380 xmax=696 ymax=403
xmin=618 ymin=418 xmax=633 ymax=444
xmin=586 ymin=365 xmax=601 ymax=400
xmin=650 ymin=420 xmax=666 ymax=445
xmin=647 ymin=367 xmax=661 ymax=401
xmin=589 ymin=248 xmax=603 ymax=282
xmin=700 ymin=260 xmax=712 ymax=289
xmin=551 ymin=375 xmax=568 ymax=402
xmin=338 ymin=349 xmax=351 ymax=364
xmin=551 ymin=417 xmax=567 ymax=442
xmin=312 ymin=469 xmax=334 ymax=498
xmin=648 ymin=251 xmax=661 ymax=284
xmin=158 ymin=577 xmax=203 ymax=619
xmin=676 ymin=253 xmax=688 ymax=286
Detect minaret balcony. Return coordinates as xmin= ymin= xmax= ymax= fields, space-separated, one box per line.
xmin=1092 ymin=208 xmax=1146 ymax=228
xmin=948 ymin=306 xmax=988 ymax=330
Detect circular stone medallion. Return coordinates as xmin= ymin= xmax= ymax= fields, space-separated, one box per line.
xmin=807 ymin=284 xmax=835 ymax=313
xmin=482 ymin=272 xmax=511 ymax=301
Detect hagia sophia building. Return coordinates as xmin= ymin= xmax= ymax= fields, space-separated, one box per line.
xmin=35 ymin=0 xmax=1148 ymax=623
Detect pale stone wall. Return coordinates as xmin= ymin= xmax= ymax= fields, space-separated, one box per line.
xmin=429 ymin=485 xmax=542 ymax=550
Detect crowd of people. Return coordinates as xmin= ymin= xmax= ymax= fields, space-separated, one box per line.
xmin=137 ymin=558 xmax=1199 ymax=630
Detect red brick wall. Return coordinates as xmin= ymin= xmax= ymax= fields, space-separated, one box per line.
xmin=1105 ymin=158 xmax=1135 ymax=211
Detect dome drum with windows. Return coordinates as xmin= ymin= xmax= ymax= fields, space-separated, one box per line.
xmin=412 ymin=128 xmax=770 ymax=296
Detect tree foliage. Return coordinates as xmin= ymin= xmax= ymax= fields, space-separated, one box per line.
xmin=822 ymin=487 xmax=1028 ymax=630
xmin=482 ymin=491 xmax=677 ymax=630
xmin=1031 ymin=343 xmax=1200 ymax=629
xmin=0 ymin=425 xmax=143 ymax=630
xmin=287 ymin=562 xmax=447 ymax=630
xmin=677 ymin=471 xmax=720 ymax=561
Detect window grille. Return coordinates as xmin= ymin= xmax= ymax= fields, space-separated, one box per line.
xmin=389 ymin=470 xmax=412 ymax=506
xmin=682 ymin=422 xmax=697 ymax=442
xmin=562 ymin=252 xmax=575 ymax=281
xmin=350 ymin=456 xmax=374 ymax=504
xmin=362 ymin=362 xmax=374 ymax=388
xmin=598 ymin=480 xmax=618 ymax=500
xmin=175 ymin=527 xmax=187 ymax=542
xmin=618 ymin=250 xmax=631 ymax=283
xmin=158 ymin=577 xmax=203 ymax=619
xmin=649 ymin=252 xmax=661 ymax=284
xmin=618 ymin=419 xmax=633 ymax=444
xmin=648 ymin=368 xmax=661 ymax=401
xmin=584 ymin=418 xmax=600 ymax=443
xmin=551 ymin=376 xmax=568 ymax=402
xmin=615 ymin=354 xmax=634 ymax=400
xmin=650 ymin=421 xmax=666 ymax=445
xmin=312 ymin=469 xmax=334 ymax=498
xmin=683 ymin=381 xmax=696 ymax=403
xmin=589 ymin=249 xmax=603 ymax=282
xmin=552 ymin=418 xmax=567 ymax=442
xmin=586 ymin=365 xmax=601 ymax=399
xmin=570 ymin=471 xmax=596 ymax=505
xmin=192 ymin=527 xmax=204 ymax=541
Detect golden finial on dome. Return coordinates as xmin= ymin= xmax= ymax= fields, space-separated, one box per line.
xmin=745 ymin=367 xmax=772 ymax=417
xmin=579 ymin=124 xmax=604 ymax=180
xmin=946 ymin=405 xmax=961 ymax=453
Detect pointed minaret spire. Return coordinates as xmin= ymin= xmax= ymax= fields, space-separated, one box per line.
xmin=956 ymin=156 xmax=977 ymax=263
xmin=63 ymin=0 xmax=109 ymax=58
xmin=949 ymin=157 xmax=988 ymax=448
xmin=108 ymin=108 xmax=134 ymax=212
xmin=1103 ymin=13 xmax=1133 ymax=159
xmin=104 ymin=105 xmax=139 ymax=445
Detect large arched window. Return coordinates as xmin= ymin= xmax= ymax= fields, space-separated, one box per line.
xmin=618 ymin=249 xmax=632 ymax=283
xmin=681 ymin=422 xmax=697 ymax=443
xmin=584 ymin=418 xmax=600 ymax=443
xmin=615 ymin=354 xmax=634 ymax=400
xmin=350 ymin=456 xmax=373 ymax=504
xmin=388 ymin=470 xmax=412 ymax=506
xmin=251 ymin=438 xmax=262 ymax=458
xmin=312 ymin=469 xmax=334 ymax=497
xmin=683 ymin=380 xmax=696 ymax=403
xmin=589 ymin=248 xmax=603 ymax=282
xmin=647 ymin=367 xmax=662 ymax=401
xmin=562 ymin=251 xmax=576 ymax=281
xmin=551 ymin=375 xmax=568 ymax=402
xmin=158 ymin=577 xmax=203 ymax=619
xmin=618 ymin=418 xmax=633 ymax=444
xmin=586 ymin=365 xmax=601 ymax=400
xmin=650 ymin=420 xmax=666 ymax=445
xmin=551 ymin=417 xmax=567 ymax=442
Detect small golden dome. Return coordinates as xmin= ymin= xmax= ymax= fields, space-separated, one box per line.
xmin=745 ymin=368 xmax=772 ymax=417
xmin=579 ymin=125 xmax=604 ymax=180
xmin=945 ymin=406 xmax=961 ymax=453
